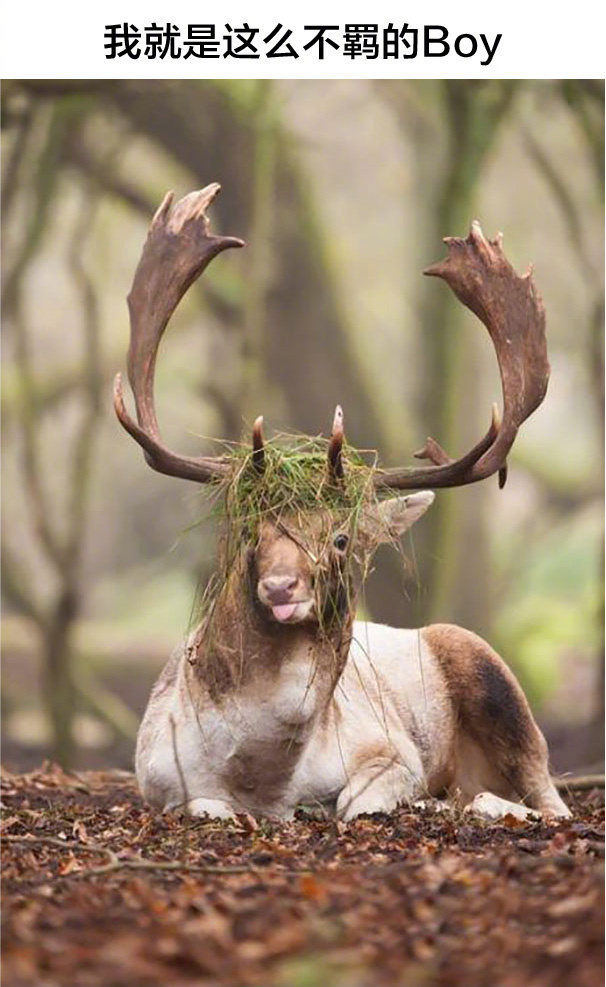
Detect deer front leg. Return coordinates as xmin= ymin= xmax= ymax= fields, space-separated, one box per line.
xmin=179 ymin=797 xmax=236 ymax=819
xmin=336 ymin=743 xmax=426 ymax=821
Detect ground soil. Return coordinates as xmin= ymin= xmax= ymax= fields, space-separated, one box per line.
xmin=1 ymin=764 xmax=604 ymax=987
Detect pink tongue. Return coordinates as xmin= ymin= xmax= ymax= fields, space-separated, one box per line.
xmin=272 ymin=603 xmax=297 ymax=622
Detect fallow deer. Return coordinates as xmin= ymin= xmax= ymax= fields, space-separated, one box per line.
xmin=114 ymin=184 xmax=570 ymax=821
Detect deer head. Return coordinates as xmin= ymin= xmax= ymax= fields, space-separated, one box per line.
xmin=250 ymin=491 xmax=434 ymax=628
xmin=114 ymin=184 xmax=548 ymax=673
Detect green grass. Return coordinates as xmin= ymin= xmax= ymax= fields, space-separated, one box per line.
xmin=215 ymin=433 xmax=378 ymax=533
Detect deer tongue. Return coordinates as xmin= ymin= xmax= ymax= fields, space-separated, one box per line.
xmin=272 ymin=603 xmax=297 ymax=622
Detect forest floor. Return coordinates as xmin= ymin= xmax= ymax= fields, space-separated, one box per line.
xmin=2 ymin=764 xmax=604 ymax=987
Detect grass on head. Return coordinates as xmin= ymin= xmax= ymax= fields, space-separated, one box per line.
xmin=214 ymin=432 xmax=380 ymax=545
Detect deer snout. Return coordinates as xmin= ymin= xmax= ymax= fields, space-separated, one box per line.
xmin=258 ymin=573 xmax=300 ymax=604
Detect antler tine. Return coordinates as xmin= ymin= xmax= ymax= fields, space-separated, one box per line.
xmin=327 ymin=405 xmax=345 ymax=480
xmin=114 ymin=373 xmax=232 ymax=482
xmin=252 ymin=416 xmax=265 ymax=473
xmin=114 ymin=184 xmax=245 ymax=483
xmin=412 ymin=403 xmax=500 ymax=470
xmin=374 ymin=222 xmax=549 ymax=491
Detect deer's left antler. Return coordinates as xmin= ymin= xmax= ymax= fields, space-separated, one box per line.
xmin=373 ymin=221 xmax=549 ymax=491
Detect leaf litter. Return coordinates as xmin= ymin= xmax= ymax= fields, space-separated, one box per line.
xmin=1 ymin=763 xmax=603 ymax=987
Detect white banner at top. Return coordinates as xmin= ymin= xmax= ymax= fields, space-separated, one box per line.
xmin=2 ymin=0 xmax=605 ymax=79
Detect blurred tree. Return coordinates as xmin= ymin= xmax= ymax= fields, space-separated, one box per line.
xmin=2 ymin=98 xmax=103 ymax=764
xmin=505 ymin=80 xmax=604 ymax=762
xmin=559 ymin=80 xmax=604 ymax=761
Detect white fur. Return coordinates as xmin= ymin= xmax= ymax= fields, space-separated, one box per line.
xmin=465 ymin=792 xmax=541 ymax=822
xmin=135 ymin=619 xmax=570 ymax=821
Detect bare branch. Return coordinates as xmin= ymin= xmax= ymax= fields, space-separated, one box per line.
xmin=554 ymin=774 xmax=605 ymax=792
xmin=63 ymin=180 xmax=104 ymax=573
xmin=0 ymin=542 xmax=47 ymax=627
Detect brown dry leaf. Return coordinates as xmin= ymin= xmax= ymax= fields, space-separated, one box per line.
xmin=546 ymin=935 xmax=580 ymax=956
xmin=501 ymin=812 xmax=530 ymax=830
xmin=2 ymin=942 xmax=41 ymax=983
xmin=410 ymin=897 xmax=437 ymax=923
xmin=57 ymin=853 xmax=84 ymax=875
xmin=453 ymin=867 xmax=478 ymax=887
xmin=183 ymin=909 xmax=233 ymax=949
xmin=548 ymin=830 xmax=574 ymax=853
xmin=300 ymin=873 xmax=328 ymax=902
xmin=20 ymin=807 xmax=46 ymax=827
xmin=411 ymin=936 xmax=436 ymax=961
xmin=242 ymin=921 xmax=306 ymax=959
xmin=236 ymin=813 xmax=259 ymax=834
xmin=155 ymin=935 xmax=181 ymax=959
xmin=547 ymin=892 xmax=597 ymax=918
xmin=72 ymin=820 xmax=89 ymax=842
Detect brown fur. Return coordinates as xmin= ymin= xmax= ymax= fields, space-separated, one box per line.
xmin=254 ymin=520 xmax=316 ymax=585
xmin=349 ymin=739 xmax=401 ymax=776
xmin=422 ymin=624 xmax=551 ymax=806
xmin=190 ymin=516 xmax=353 ymax=703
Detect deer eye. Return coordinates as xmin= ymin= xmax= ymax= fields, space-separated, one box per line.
xmin=333 ymin=533 xmax=349 ymax=553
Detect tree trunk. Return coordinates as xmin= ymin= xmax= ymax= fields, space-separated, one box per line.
xmin=43 ymin=587 xmax=78 ymax=766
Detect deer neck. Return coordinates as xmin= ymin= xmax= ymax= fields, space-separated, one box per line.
xmin=188 ymin=566 xmax=351 ymax=723
xmin=183 ymin=562 xmax=352 ymax=813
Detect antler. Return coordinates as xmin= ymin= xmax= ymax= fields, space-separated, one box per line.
xmin=114 ymin=184 xmax=244 ymax=483
xmin=374 ymin=221 xmax=549 ymax=491
xmin=327 ymin=405 xmax=345 ymax=480
xmin=252 ymin=416 xmax=265 ymax=473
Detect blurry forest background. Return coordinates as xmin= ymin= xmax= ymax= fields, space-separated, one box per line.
xmin=1 ymin=79 xmax=603 ymax=775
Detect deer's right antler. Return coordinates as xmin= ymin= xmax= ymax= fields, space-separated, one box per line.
xmin=114 ymin=184 xmax=244 ymax=483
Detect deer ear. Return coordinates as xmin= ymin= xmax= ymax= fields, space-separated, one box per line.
xmin=363 ymin=491 xmax=435 ymax=544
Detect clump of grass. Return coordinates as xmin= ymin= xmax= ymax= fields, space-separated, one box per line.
xmin=216 ymin=432 xmax=378 ymax=543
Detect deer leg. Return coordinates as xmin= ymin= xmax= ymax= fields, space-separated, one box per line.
xmin=505 ymin=749 xmax=571 ymax=818
xmin=425 ymin=626 xmax=572 ymax=820
xmin=180 ymin=797 xmax=236 ymax=819
xmin=467 ymin=703 xmax=571 ymax=819
xmin=159 ymin=794 xmax=235 ymax=819
xmin=452 ymin=717 xmax=571 ymax=820
xmin=452 ymin=728 xmax=570 ymax=820
xmin=336 ymin=744 xmax=426 ymax=821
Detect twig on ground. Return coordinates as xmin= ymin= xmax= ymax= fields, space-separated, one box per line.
xmin=3 ymin=834 xmax=256 ymax=879
xmin=554 ymin=774 xmax=605 ymax=792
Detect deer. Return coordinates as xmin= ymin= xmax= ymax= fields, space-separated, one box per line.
xmin=114 ymin=184 xmax=570 ymax=822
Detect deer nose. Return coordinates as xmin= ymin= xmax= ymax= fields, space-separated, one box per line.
xmin=259 ymin=574 xmax=299 ymax=604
